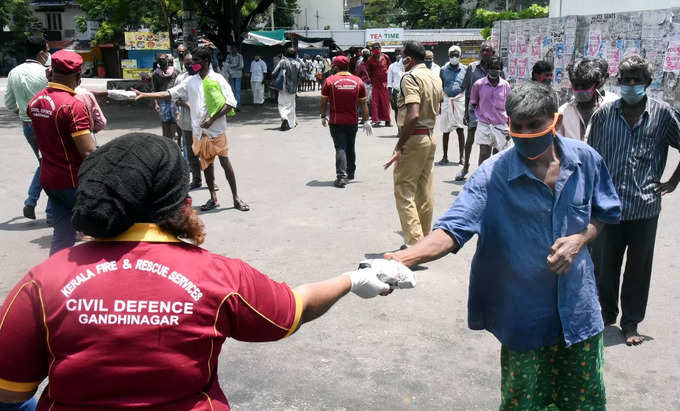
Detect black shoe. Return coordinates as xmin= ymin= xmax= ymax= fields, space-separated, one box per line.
xmin=23 ymin=205 xmax=36 ymax=220
xmin=280 ymin=120 xmax=291 ymax=131
xmin=189 ymin=181 xmax=201 ymax=190
xmin=346 ymin=173 xmax=354 ymax=180
xmin=46 ymin=218 xmax=53 ymax=227
xmin=454 ymin=169 xmax=468 ymax=181
xmin=333 ymin=178 xmax=347 ymax=188
xmin=385 ymin=121 xmax=391 ymax=127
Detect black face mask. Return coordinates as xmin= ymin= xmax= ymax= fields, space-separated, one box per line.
xmin=185 ymin=64 xmax=196 ymax=75
xmin=159 ymin=60 xmax=168 ymax=69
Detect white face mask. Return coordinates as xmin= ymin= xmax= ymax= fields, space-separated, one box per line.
xmin=449 ymin=57 xmax=459 ymax=65
xmin=43 ymin=52 xmax=52 ymax=67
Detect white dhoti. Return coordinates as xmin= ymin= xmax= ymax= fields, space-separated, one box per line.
xmin=251 ymin=80 xmax=265 ymax=104
xmin=278 ymin=90 xmax=296 ymax=127
xmin=474 ymin=121 xmax=512 ymax=151
xmin=440 ymin=94 xmax=465 ymax=133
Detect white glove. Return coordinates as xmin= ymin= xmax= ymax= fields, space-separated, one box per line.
xmin=358 ymin=259 xmax=416 ymax=289
xmin=345 ymin=268 xmax=390 ymax=298
xmin=321 ymin=117 xmax=328 ymax=127
xmin=362 ymin=120 xmax=373 ymax=136
xmin=107 ymin=90 xmax=137 ymax=100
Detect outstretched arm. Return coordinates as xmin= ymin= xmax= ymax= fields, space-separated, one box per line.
xmin=385 ymin=229 xmax=456 ymax=267
xmin=293 ymin=275 xmax=351 ymax=324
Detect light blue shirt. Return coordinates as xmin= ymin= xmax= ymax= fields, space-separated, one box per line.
xmin=440 ymin=62 xmax=466 ymax=98
xmin=4 ymin=60 xmax=48 ymax=122
xmin=434 ymin=137 xmax=621 ymax=352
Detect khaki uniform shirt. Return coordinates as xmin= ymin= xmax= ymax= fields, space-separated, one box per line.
xmin=397 ymin=63 xmax=443 ymax=130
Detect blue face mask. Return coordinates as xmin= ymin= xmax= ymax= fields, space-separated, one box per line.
xmin=619 ymin=84 xmax=646 ymax=104
xmin=509 ymin=114 xmax=559 ymax=160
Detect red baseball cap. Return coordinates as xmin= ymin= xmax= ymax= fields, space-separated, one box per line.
xmin=51 ymin=50 xmax=83 ymax=74
xmin=332 ymin=55 xmax=349 ymax=67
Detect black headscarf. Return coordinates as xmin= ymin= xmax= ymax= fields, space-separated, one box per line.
xmin=72 ymin=133 xmax=189 ymax=238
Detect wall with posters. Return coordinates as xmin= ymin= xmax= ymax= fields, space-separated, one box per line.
xmin=492 ymin=7 xmax=680 ymax=108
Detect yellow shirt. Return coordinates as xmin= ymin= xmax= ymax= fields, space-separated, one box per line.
xmin=397 ymin=63 xmax=443 ymax=130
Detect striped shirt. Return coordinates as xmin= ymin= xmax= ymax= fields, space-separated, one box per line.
xmin=588 ymin=97 xmax=680 ymax=220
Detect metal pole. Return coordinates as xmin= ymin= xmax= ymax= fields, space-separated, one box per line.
xmin=270 ymin=4 xmax=275 ymax=30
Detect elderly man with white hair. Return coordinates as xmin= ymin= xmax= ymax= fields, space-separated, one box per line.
xmin=437 ymin=45 xmax=467 ymax=165
xmin=424 ymin=50 xmax=440 ymax=77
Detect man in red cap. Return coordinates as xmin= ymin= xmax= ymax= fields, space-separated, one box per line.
xmin=27 ymin=49 xmax=96 ymax=255
xmin=320 ymin=55 xmax=373 ymax=188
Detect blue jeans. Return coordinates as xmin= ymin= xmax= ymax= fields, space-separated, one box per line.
xmin=230 ymin=77 xmax=241 ymax=107
xmin=0 ymin=397 xmax=37 ymax=411
xmin=23 ymin=124 xmax=53 ymax=218
xmin=23 ymin=123 xmax=42 ymax=208
xmin=44 ymin=188 xmax=77 ymax=255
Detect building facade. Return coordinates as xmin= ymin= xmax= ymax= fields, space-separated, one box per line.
xmin=295 ymin=0 xmax=345 ymax=30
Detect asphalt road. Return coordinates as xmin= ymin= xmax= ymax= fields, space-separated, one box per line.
xmin=1 ymin=78 xmax=679 ymax=410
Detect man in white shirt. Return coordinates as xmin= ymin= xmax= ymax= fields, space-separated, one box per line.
xmin=387 ymin=51 xmax=404 ymax=126
xmin=424 ymin=50 xmax=441 ymax=78
xmin=173 ymin=52 xmax=203 ymax=189
xmin=557 ymin=57 xmax=618 ymax=141
xmin=250 ymin=55 xmax=267 ymax=105
xmin=4 ymin=36 xmax=52 ymax=221
xmin=226 ymin=47 xmax=244 ymax=109
xmin=134 ymin=47 xmax=250 ymax=212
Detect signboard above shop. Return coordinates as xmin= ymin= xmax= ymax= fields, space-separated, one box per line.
xmin=124 ymin=32 xmax=170 ymax=50
xmin=365 ymin=28 xmax=404 ymax=50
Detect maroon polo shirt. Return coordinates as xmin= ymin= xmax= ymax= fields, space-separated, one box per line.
xmin=321 ymin=72 xmax=367 ymax=125
xmin=27 ymin=82 xmax=91 ymax=189
xmin=0 ymin=223 xmax=302 ymax=410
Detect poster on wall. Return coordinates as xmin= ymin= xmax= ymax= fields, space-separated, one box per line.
xmin=663 ymin=41 xmax=680 ymax=73
xmin=124 ymin=32 xmax=171 ymax=50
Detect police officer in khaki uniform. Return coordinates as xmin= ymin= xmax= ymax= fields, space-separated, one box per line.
xmin=384 ymin=41 xmax=444 ymax=248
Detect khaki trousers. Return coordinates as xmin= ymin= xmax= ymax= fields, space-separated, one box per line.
xmin=393 ymin=133 xmax=436 ymax=246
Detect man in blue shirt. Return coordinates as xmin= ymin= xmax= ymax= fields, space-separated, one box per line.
xmin=386 ymin=82 xmax=621 ymax=410
xmin=437 ymin=45 xmax=467 ymax=165
xmin=588 ymin=55 xmax=680 ymax=346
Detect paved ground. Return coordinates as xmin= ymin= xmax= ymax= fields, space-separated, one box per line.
xmin=1 ymin=78 xmax=680 ymax=410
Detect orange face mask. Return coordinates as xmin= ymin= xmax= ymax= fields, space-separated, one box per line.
xmin=508 ymin=113 xmax=559 ymax=160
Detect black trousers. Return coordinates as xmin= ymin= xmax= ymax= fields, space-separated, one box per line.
xmin=329 ymin=124 xmax=358 ymax=179
xmin=592 ymin=216 xmax=659 ymax=330
xmin=182 ymin=129 xmax=202 ymax=185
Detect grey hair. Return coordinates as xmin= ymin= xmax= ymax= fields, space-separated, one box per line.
xmin=618 ymin=54 xmax=653 ymax=84
xmin=506 ymin=82 xmax=558 ymax=120
xmin=425 ymin=50 xmax=434 ymax=57
xmin=448 ymin=45 xmax=461 ymax=55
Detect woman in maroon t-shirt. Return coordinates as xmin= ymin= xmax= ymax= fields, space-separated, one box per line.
xmin=0 ymin=133 xmax=401 ymax=410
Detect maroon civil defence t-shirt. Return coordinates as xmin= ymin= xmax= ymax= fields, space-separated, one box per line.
xmin=321 ymin=72 xmax=367 ymax=125
xmin=0 ymin=223 xmax=302 ymax=410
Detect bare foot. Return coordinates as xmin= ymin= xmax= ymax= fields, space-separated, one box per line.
xmin=623 ymin=328 xmax=645 ymax=346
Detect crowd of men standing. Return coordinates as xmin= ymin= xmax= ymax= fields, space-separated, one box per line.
xmin=4 ymin=32 xmax=680 ymax=410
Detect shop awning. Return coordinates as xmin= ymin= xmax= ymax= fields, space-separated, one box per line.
xmin=243 ymin=30 xmax=288 ymax=46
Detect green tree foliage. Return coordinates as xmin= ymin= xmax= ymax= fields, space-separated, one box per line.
xmin=273 ymin=0 xmax=299 ymax=29
xmin=364 ymin=0 xmax=395 ymax=28
xmin=7 ymin=0 xmax=43 ymax=35
xmin=77 ymin=0 xmax=277 ymax=48
xmin=468 ymin=3 xmax=548 ymax=28
xmin=394 ymin=0 xmax=463 ymax=29
xmin=76 ymin=0 xmax=181 ymax=44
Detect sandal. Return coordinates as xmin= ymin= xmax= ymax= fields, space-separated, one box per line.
xmin=200 ymin=199 xmax=219 ymax=211
xmin=234 ymin=199 xmax=250 ymax=211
